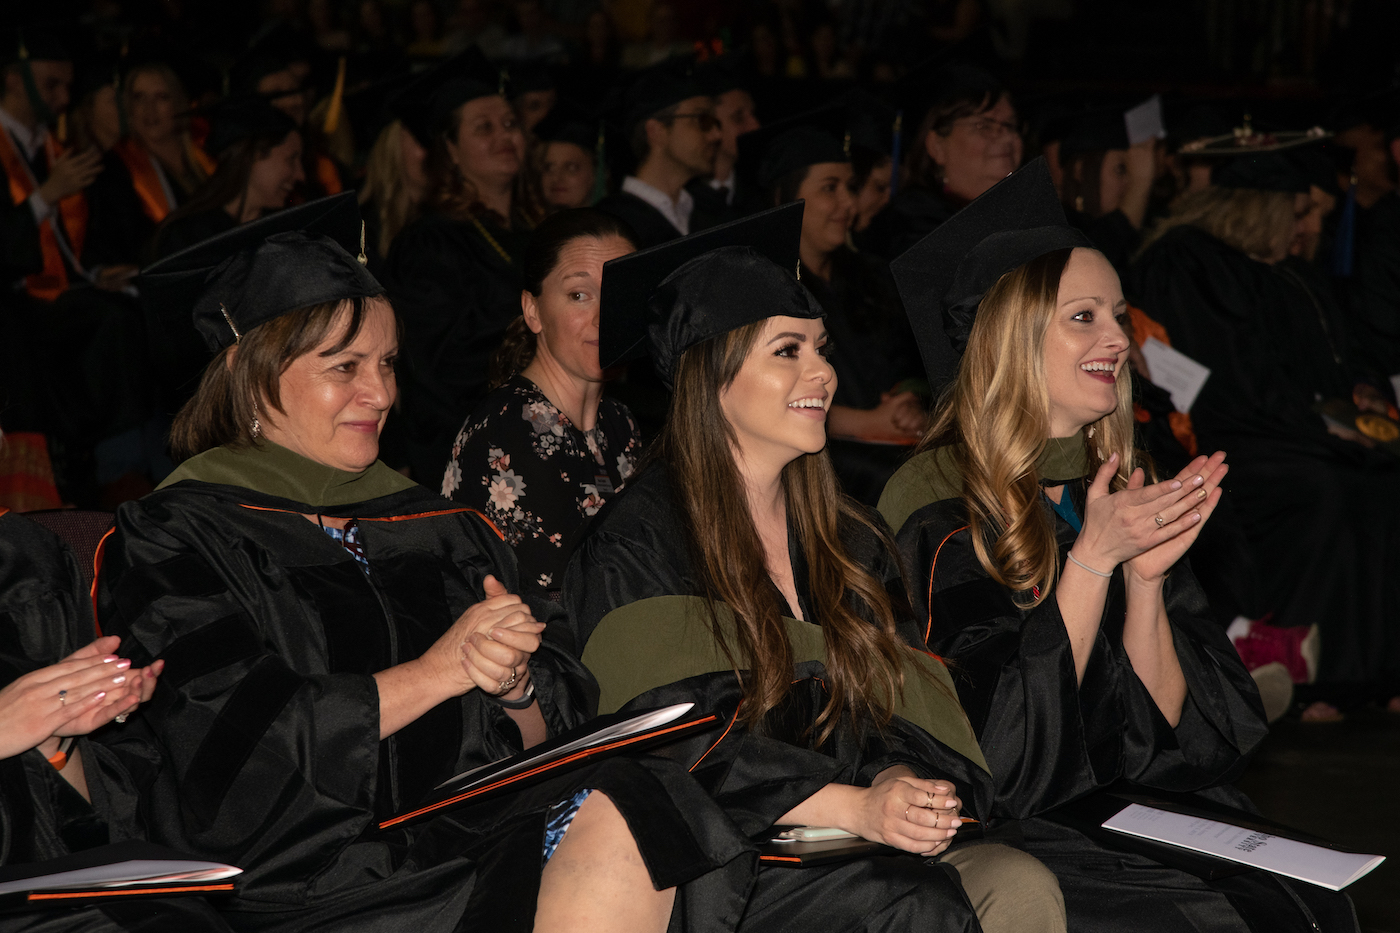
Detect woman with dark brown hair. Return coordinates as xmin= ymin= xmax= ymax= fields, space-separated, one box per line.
xmin=864 ymin=63 xmax=1021 ymax=259
xmin=98 ymin=194 xmax=749 ymax=933
xmin=443 ymin=209 xmax=641 ymax=602
xmin=564 ymin=205 xmax=1067 ymax=933
xmin=383 ymin=50 xmax=544 ymax=482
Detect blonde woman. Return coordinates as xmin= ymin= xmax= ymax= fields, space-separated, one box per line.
xmin=358 ymin=118 xmax=427 ymax=271
xmin=880 ymin=160 xmax=1355 ymax=931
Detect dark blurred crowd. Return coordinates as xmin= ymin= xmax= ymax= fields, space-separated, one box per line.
xmin=3 ymin=0 xmax=1400 ymax=705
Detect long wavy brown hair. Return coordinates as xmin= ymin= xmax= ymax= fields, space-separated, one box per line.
xmin=653 ymin=321 xmax=913 ymax=744
xmin=918 ymin=248 xmax=1138 ymax=606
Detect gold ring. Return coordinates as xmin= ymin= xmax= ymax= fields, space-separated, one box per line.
xmin=115 ymin=713 xmax=128 ymax=724
xmin=1154 ymin=514 xmax=1166 ymax=527
xmin=904 ymin=804 xmax=912 ymax=822
xmin=498 ymin=672 xmax=519 ymax=693
xmin=926 ymin=790 xmax=935 ymax=807
xmin=58 ymin=689 xmax=67 ymax=706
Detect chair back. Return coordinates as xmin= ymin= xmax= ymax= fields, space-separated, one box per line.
xmin=22 ymin=509 xmax=116 ymax=595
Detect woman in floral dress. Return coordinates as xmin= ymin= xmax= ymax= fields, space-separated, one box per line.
xmin=444 ymin=209 xmax=641 ymax=600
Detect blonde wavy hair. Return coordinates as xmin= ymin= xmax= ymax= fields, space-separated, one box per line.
xmin=1140 ymin=186 xmax=1299 ymax=262
xmin=359 ymin=120 xmax=421 ymax=257
xmin=920 ymin=247 xmax=1139 ymax=606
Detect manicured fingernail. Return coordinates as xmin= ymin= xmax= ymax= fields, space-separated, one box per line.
xmin=113 ymin=675 xmax=127 ymax=685
xmin=1196 ymin=489 xmax=1207 ymax=500
xmin=1190 ymin=512 xmax=1201 ymax=522
xmin=103 ymin=656 xmax=118 ymax=662
xmin=114 ymin=659 xmax=131 ymax=670
xmin=951 ymin=818 xmax=962 ymax=828
xmin=94 ymin=691 xmax=106 ymax=700
xmin=1169 ymin=481 xmax=1181 ymax=490
xmin=1192 ymin=475 xmax=1204 ymax=486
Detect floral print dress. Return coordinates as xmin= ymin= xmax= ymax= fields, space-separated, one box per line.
xmin=442 ymin=375 xmax=641 ymax=601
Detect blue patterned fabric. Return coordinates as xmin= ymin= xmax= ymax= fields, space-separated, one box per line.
xmin=321 ymin=520 xmax=369 ymax=572
xmin=542 ymin=789 xmax=592 ymax=863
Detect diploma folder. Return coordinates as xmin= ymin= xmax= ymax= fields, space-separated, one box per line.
xmin=759 ymin=827 xmax=898 ymax=867
xmin=0 ymin=841 xmax=240 ymax=912
xmin=380 ymin=703 xmax=720 ymax=830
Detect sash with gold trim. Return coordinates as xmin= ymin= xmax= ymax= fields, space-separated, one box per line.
xmin=0 ymin=129 xmax=89 ymax=302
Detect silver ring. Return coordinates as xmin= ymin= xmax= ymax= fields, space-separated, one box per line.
xmin=498 ymin=672 xmax=519 ymax=693
xmin=1153 ymin=514 xmax=1166 ymax=528
xmin=114 ymin=713 xmax=128 ymax=724
xmin=58 ymin=689 xmax=67 ymax=706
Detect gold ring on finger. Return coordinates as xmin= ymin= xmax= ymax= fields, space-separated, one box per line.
xmin=58 ymin=689 xmax=67 ymax=706
xmin=1154 ymin=513 xmax=1166 ymax=527
xmin=904 ymin=804 xmax=912 ymax=822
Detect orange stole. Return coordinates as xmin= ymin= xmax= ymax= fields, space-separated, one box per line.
xmin=112 ymin=138 xmax=173 ymax=223
xmin=0 ymin=130 xmax=88 ymax=302
xmin=1128 ymin=304 xmax=1199 ymax=457
xmin=314 ymin=153 xmax=342 ymax=195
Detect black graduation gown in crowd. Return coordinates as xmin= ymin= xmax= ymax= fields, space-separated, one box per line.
xmin=0 ymin=511 xmax=234 ymax=933
xmin=82 ymin=153 xmax=163 ymax=270
xmin=877 ymin=439 xmax=1358 ymax=933
xmin=563 ymin=465 xmax=996 ymax=933
xmin=803 ymin=247 xmax=925 ymax=505
xmin=1345 ymin=190 xmax=1400 ymax=377
xmin=93 ymin=443 xmax=744 ymax=932
xmin=1066 ymin=208 xmax=1140 ymax=276
xmin=383 ymin=209 xmax=530 ymax=483
xmin=860 ymin=184 xmax=958 ymax=260
xmin=593 ymin=190 xmax=684 ymax=249
xmin=1130 ymin=224 xmax=1400 ymax=689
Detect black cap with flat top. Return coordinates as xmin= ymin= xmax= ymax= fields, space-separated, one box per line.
xmin=199 ymin=95 xmax=300 ymax=156
xmin=390 ymin=47 xmax=505 ymax=147
xmin=891 ymin=158 xmax=1092 ymax=387
xmin=599 ymin=202 xmax=820 ymax=385
xmin=736 ymin=105 xmax=849 ymax=191
xmin=139 ymin=193 xmax=384 ymax=353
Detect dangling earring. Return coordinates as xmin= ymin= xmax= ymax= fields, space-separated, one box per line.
xmin=250 ymin=400 xmax=262 ymax=439
xmin=1074 ymin=194 xmax=1085 ymax=212
xmin=1087 ymin=425 xmax=1095 ymax=439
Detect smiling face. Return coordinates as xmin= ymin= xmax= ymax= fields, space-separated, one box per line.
xmin=258 ymin=298 xmax=399 ymax=472
xmin=540 ymin=141 xmax=595 ymax=209
xmin=928 ymin=94 xmax=1022 ymax=202
xmin=447 ymin=95 xmax=525 ymax=190
xmin=1043 ymin=248 xmax=1129 ymax=437
xmin=245 ymin=130 xmax=305 ymax=213
xmin=719 ymin=316 xmax=835 ymax=474
xmin=796 ymin=161 xmax=856 ymax=258
xmin=523 ymin=234 xmax=634 ymax=383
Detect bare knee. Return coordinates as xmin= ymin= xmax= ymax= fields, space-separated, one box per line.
xmin=941 ymin=842 xmax=1066 ymax=933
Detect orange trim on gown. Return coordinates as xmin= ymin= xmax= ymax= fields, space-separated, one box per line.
xmin=0 ymin=129 xmax=88 ymax=301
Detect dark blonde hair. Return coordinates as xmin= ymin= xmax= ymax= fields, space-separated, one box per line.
xmin=919 ymin=249 xmax=1138 ymax=606
xmin=1141 ymin=186 xmax=1299 ymax=261
xmin=169 ymin=298 xmax=385 ymax=462
xmin=653 ymin=321 xmax=913 ymax=744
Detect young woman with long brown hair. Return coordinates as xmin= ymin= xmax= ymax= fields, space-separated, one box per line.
xmin=880 ymin=160 xmax=1356 ymax=932
xmin=564 ymin=205 xmax=1066 ymax=933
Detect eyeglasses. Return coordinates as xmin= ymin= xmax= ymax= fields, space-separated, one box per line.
xmin=956 ymin=117 xmax=1019 ymax=140
xmin=666 ymin=112 xmax=721 ymax=133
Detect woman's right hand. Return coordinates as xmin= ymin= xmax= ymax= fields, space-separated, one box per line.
xmin=852 ymin=772 xmax=963 ymax=857
xmin=420 ymin=575 xmax=543 ymax=697
xmin=1073 ymin=451 xmax=1228 ymax=572
xmin=0 ymin=636 xmax=147 ymax=760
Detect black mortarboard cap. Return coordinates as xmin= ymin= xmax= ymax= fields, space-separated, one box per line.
xmin=344 ymin=66 xmax=415 ymax=153
xmin=891 ymin=158 xmax=1092 ymax=387
xmin=599 ymin=202 xmax=818 ymax=385
xmin=737 ymin=105 xmax=849 ymax=190
xmin=510 ymin=59 xmax=556 ymax=97
xmin=390 ymin=47 xmax=503 ymax=147
xmin=1058 ymin=108 xmax=1130 ymax=161
xmin=896 ymin=54 xmax=1003 ymax=127
xmin=1290 ymin=142 xmax=1348 ymax=196
xmin=201 ymin=96 xmax=300 ymax=156
xmin=837 ymin=88 xmax=897 ymax=156
xmin=695 ymin=54 xmax=748 ymax=98
xmin=1 ymin=21 xmax=69 ymax=67
xmin=1213 ymin=151 xmax=1313 ymax=193
xmin=1168 ymin=104 xmax=1235 ymax=151
xmin=620 ymin=58 xmax=705 ymax=136
xmin=139 ymin=193 xmax=384 ymax=353
xmin=230 ymin=23 xmax=314 ymax=97
xmin=533 ymin=100 xmax=600 ymax=152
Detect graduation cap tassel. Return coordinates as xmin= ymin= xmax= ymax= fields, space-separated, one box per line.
xmin=323 ymin=57 xmax=347 ymax=135
xmin=1333 ymin=173 xmax=1357 ymax=279
xmin=889 ymin=110 xmax=903 ymax=199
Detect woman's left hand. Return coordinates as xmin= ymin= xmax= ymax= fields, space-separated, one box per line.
xmin=459 ymin=577 xmax=545 ymax=696
xmin=1124 ymin=452 xmax=1228 ymax=584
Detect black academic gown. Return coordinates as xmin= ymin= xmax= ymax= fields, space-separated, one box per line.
xmin=593 ymin=190 xmax=684 ymax=249
xmin=94 ymin=449 xmax=743 ymax=932
xmin=1067 ymin=208 xmax=1140 ymax=276
xmin=860 ymin=184 xmax=958 ymax=261
xmin=383 ymin=210 xmax=530 ymax=483
xmin=564 ymin=465 xmax=995 ymax=933
xmin=83 ymin=153 xmax=161 ymax=270
xmin=803 ymin=248 xmax=924 ymax=505
xmin=1345 ymin=190 xmax=1400 ymax=377
xmin=1130 ymin=224 xmax=1400 ymax=689
xmin=878 ymin=442 xmax=1358 ymax=933
xmin=0 ymin=511 xmax=234 ymax=933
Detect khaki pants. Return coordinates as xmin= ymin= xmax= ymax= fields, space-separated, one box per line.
xmin=941 ymin=842 xmax=1067 ymax=933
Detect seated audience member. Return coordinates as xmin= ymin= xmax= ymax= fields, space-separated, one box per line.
xmin=66 ymin=49 xmax=122 ymax=153
xmin=0 ymin=508 xmax=237 ymax=931
xmin=384 ymin=49 xmax=539 ymax=482
xmin=1133 ymin=148 xmax=1400 ymax=706
xmin=444 ymin=209 xmax=641 ymax=601
xmin=843 ymin=91 xmax=897 ymax=247
xmin=566 ymin=204 xmax=1068 ymax=933
xmin=1055 ymin=107 xmax=1156 ymax=273
xmin=879 ymin=161 xmax=1355 ymax=930
xmin=102 ymin=195 xmax=747 ymax=932
xmin=510 ymin=60 xmax=558 ymax=133
xmin=357 ymin=117 xmax=427 ymax=274
xmin=532 ymin=103 xmax=602 ymax=212
xmin=864 ymin=63 xmax=1021 ymax=259
xmin=740 ymin=109 xmax=927 ymax=503
xmin=85 ymin=62 xmax=213 ymax=270
xmin=1341 ymin=108 xmax=1400 ymax=376
xmin=594 ymin=60 xmax=721 ymax=248
xmin=687 ymin=57 xmax=762 ymax=228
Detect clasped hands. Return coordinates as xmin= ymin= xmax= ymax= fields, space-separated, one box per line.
xmin=855 ymin=769 xmax=964 ymax=858
xmin=0 ymin=635 xmax=162 ymax=761
xmin=426 ymin=574 xmax=543 ymax=701
xmin=1073 ymin=450 xmax=1229 ymax=584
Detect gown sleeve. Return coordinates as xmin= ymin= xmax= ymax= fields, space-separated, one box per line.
xmin=895 ymin=493 xmax=1266 ymax=819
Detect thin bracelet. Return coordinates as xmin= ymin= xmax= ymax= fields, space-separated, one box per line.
xmin=1066 ymin=550 xmax=1113 ymax=578
xmin=491 ymin=680 xmax=536 ymax=710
